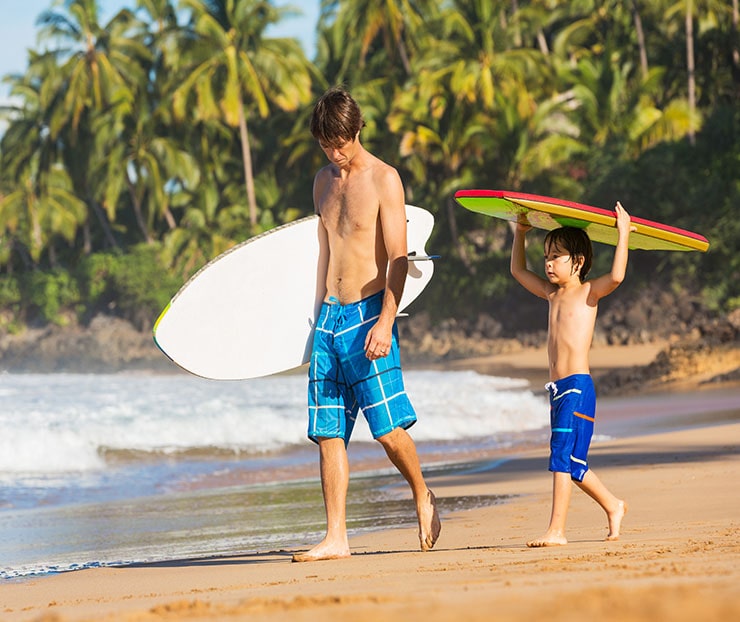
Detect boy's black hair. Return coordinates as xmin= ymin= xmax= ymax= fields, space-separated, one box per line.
xmin=544 ymin=227 xmax=593 ymax=282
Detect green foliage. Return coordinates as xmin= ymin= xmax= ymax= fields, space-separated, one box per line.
xmin=78 ymin=244 xmax=181 ymax=330
xmin=0 ymin=276 xmax=23 ymax=331
xmin=583 ymin=104 xmax=740 ymax=311
xmin=0 ymin=0 xmax=738 ymax=332
xmin=25 ymin=270 xmax=81 ymax=326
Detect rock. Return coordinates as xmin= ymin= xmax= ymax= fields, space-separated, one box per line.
xmin=0 ymin=314 xmax=170 ymax=373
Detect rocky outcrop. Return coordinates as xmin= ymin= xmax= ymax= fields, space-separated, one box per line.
xmin=594 ymin=308 xmax=740 ymax=395
xmin=0 ymin=315 xmax=171 ymax=373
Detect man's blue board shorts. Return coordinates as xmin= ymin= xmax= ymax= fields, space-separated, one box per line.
xmin=307 ymin=290 xmax=417 ymax=444
xmin=546 ymin=374 xmax=596 ymax=482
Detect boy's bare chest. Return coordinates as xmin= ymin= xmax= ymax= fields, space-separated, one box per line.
xmin=549 ymin=287 xmax=596 ymax=321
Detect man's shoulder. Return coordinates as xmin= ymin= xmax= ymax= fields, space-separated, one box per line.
xmin=315 ymin=163 xmax=336 ymax=178
xmin=368 ymin=156 xmax=401 ymax=185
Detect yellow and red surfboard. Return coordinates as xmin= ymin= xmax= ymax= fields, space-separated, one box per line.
xmin=455 ymin=189 xmax=709 ymax=252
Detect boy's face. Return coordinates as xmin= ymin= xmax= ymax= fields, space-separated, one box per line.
xmin=318 ymin=132 xmax=360 ymax=168
xmin=544 ymin=241 xmax=583 ymax=284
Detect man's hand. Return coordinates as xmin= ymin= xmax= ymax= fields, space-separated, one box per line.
xmin=365 ymin=321 xmax=392 ymax=360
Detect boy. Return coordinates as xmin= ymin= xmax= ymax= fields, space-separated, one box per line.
xmin=510 ymin=202 xmax=631 ymax=546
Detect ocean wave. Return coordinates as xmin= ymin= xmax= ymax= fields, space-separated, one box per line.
xmin=0 ymin=370 xmax=547 ymax=477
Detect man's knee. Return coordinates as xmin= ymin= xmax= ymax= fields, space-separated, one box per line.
xmin=376 ymin=426 xmax=409 ymax=451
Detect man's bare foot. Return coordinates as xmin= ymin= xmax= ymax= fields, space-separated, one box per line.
xmin=526 ymin=532 xmax=567 ymax=548
xmin=291 ymin=539 xmax=351 ymax=563
xmin=418 ymin=489 xmax=441 ymax=551
xmin=606 ymin=499 xmax=628 ymax=541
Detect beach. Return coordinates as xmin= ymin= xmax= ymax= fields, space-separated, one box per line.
xmin=1 ymin=345 xmax=739 ymax=622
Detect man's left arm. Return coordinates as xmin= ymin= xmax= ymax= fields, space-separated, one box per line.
xmin=365 ymin=169 xmax=408 ymax=360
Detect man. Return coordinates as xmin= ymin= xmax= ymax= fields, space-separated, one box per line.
xmin=292 ymin=86 xmax=441 ymax=563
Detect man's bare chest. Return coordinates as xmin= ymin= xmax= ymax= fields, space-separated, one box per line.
xmin=320 ymin=184 xmax=378 ymax=235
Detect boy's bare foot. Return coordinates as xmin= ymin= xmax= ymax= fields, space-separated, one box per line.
xmin=606 ymin=499 xmax=628 ymax=541
xmin=291 ymin=539 xmax=351 ymax=563
xmin=526 ymin=532 xmax=567 ymax=547
xmin=418 ymin=489 xmax=441 ymax=551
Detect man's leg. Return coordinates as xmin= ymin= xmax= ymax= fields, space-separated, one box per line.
xmin=376 ymin=427 xmax=441 ymax=551
xmin=292 ymin=437 xmax=352 ymax=562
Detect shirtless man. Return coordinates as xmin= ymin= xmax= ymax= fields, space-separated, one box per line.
xmin=510 ymin=202 xmax=631 ymax=546
xmin=291 ymin=86 xmax=441 ymax=563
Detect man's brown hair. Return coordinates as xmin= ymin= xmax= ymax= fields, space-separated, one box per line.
xmin=310 ymin=86 xmax=366 ymax=147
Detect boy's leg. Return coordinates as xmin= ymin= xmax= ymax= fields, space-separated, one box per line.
xmin=527 ymin=471 xmax=571 ymax=547
xmin=377 ymin=427 xmax=441 ymax=551
xmin=575 ymin=469 xmax=628 ymax=540
xmin=292 ymin=437 xmax=352 ymax=562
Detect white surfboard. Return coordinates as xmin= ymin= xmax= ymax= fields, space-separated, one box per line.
xmin=153 ymin=205 xmax=435 ymax=380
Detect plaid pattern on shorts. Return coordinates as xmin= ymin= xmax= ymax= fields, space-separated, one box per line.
xmin=307 ymin=291 xmax=417 ymax=443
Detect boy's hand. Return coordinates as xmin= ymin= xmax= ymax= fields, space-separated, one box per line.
xmin=614 ymin=201 xmax=635 ymax=235
xmin=515 ymin=221 xmax=532 ymax=234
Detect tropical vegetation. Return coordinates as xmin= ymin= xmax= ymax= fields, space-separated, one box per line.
xmin=1 ymin=0 xmax=738 ymax=331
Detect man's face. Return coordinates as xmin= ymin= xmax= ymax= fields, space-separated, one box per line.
xmin=319 ymin=132 xmax=360 ymax=167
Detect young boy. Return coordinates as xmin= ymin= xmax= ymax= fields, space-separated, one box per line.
xmin=510 ymin=202 xmax=631 ymax=546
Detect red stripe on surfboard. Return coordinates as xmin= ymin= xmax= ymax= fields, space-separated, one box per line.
xmin=454 ymin=189 xmax=709 ymax=244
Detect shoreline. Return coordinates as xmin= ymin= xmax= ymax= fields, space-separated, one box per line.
xmin=1 ymin=346 xmax=739 ymax=621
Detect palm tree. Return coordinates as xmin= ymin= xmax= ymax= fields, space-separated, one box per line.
xmin=34 ymin=0 xmax=151 ymax=249
xmin=173 ymin=0 xmax=314 ymax=229
xmin=161 ymin=174 xmax=250 ymax=278
xmin=87 ymin=0 xmax=201 ymax=244
xmin=662 ymin=0 xmax=731 ymax=144
xmin=327 ymin=0 xmax=438 ymax=77
xmin=36 ymin=0 xmax=148 ymax=138
xmin=386 ymin=0 xmax=544 ymax=269
xmin=0 ymin=161 xmax=86 ymax=266
xmin=92 ymin=97 xmax=200 ymax=243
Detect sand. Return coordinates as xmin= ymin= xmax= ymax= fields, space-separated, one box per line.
xmin=2 ymin=345 xmax=739 ymax=622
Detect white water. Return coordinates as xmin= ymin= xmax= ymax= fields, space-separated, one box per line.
xmin=0 ymin=369 xmax=549 ymax=578
xmin=0 ymin=370 xmax=547 ymax=478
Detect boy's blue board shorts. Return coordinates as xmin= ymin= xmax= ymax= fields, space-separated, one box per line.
xmin=307 ymin=290 xmax=417 ymax=444
xmin=546 ymin=374 xmax=596 ymax=482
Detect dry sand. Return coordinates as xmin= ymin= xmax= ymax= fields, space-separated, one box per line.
xmin=2 ymin=345 xmax=739 ymax=622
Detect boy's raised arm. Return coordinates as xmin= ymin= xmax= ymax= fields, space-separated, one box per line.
xmin=590 ymin=202 xmax=633 ymax=300
xmin=511 ymin=223 xmax=550 ymax=299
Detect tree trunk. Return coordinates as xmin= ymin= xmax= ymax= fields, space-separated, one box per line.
xmin=91 ymin=200 xmax=120 ymax=249
xmin=686 ymin=0 xmax=696 ymax=146
xmin=733 ymin=0 xmax=739 ymax=67
xmin=537 ymin=30 xmax=549 ymax=56
xmin=511 ymin=0 xmax=522 ymax=48
xmin=397 ymin=34 xmax=411 ymax=75
xmin=126 ymin=172 xmax=153 ymax=244
xmin=631 ymin=0 xmax=649 ymax=76
xmin=162 ymin=204 xmax=177 ymax=230
xmin=238 ymin=100 xmax=258 ymax=229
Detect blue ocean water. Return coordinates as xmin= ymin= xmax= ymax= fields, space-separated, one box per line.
xmin=0 ymin=369 xmax=549 ymax=579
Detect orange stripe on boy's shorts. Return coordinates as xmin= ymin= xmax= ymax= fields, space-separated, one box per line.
xmin=574 ymin=411 xmax=595 ymax=422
